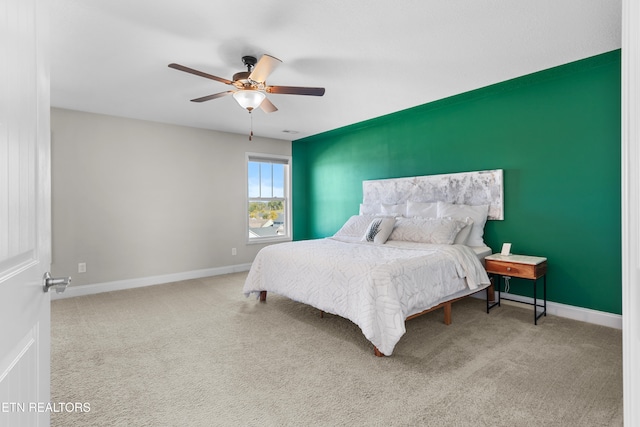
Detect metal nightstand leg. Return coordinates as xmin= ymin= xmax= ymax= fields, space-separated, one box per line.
xmin=533 ymin=274 xmax=547 ymax=325
xmin=534 ymin=279 xmax=538 ymax=325
xmin=487 ymin=275 xmax=501 ymax=312
xmin=543 ymin=274 xmax=547 ymax=318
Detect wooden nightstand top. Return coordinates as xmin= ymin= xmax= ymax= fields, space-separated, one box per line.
xmin=484 ymin=254 xmax=547 ymax=265
xmin=485 ymin=254 xmax=547 ymax=280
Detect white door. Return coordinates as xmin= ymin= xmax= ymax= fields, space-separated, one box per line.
xmin=0 ymin=0 xmax=52 ymax=426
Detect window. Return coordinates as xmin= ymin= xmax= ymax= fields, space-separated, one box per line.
xmin=246 ymin=153 xmax=291 ymax=242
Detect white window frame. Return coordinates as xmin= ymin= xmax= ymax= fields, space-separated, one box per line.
xmin=245 ymin=152 xmax=292 ymax=244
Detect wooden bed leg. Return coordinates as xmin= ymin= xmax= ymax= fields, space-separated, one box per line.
xmin=319 ymin=310 xmax=324 ymax=318
xmin=373 ymin=346 xmax=384 ymax=357
xmin=259 ymin=291 xmax=267 ymax=302
xmin=443 ymin=302 xmax=452 ymax=325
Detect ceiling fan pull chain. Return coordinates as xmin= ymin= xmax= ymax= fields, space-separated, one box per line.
xmin=249 ymin=111 xmax=253 ymax=141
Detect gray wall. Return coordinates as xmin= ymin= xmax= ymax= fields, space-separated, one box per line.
xmin=51 ymin=108 xmax=291 ymax=287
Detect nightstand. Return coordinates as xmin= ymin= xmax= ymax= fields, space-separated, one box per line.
xmin=485 ymin=254 xmax=548 ymax=324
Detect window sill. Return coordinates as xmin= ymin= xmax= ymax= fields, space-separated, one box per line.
xmin=247 ymin=236 xmax=292 ymax=245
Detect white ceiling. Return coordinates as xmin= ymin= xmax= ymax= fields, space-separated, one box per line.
xmin=51 ymin=0 xmax=621 ymax=141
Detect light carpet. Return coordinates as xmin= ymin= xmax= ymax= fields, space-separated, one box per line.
xmin=51 ymin=272 xmax=623 ymax=426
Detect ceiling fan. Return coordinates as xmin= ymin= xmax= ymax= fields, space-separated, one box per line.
xmin=168 ymin=54 xmax=325 ymax=113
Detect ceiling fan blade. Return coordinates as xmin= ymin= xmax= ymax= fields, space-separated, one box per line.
xmin=260 ymin=97 xmax=278 ymax=113
xmin=266 ymin=85 xmax=325 ymax=96
xmin=190 ymin=91 xmax=233 ymax=103
xmin=249 ymin=54 xmax=282 ymax=83
xmin=168 ymin=63 xmax=233 ymax=85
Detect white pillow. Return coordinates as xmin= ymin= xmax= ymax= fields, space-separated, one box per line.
xmin=380 ymin=203 xmax=406 ymax=217
xmin=450 ymin=216 xmax=474 ymax=245
xmin=437 ymin=202 xmax=488 ymax=247
xmin=406 ymin=201 xmax=437 ymax=218
xmin=333 ymin=215 xmax=376 ymax=238
xmin=359 ymin=203 xmax=380 ymax=215
xmin=388 ymin=217 xmax=466 ymax=244
xmin=362 ymin=217 xmax=396 ymax=244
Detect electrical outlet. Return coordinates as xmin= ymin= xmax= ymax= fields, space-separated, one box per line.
xmin=231 ymin=248 xmax=237 ymax=256
xmin=78 ymin=262 xmax=86 ymax=273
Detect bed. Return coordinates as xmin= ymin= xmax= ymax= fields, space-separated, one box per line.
xmin=243 ymin=169 xmax=503 ymax=356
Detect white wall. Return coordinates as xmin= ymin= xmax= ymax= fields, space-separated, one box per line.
xmin=622 ymin=0 xmax=640 ymax=423
xmin=51 ymin=108 xmax=291 ymax=287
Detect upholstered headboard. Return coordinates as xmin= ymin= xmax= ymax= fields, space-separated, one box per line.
xmin=362 ymin=169 xmax=504 ymax=220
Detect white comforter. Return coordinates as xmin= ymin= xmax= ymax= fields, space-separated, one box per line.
xmin=243 ymin=237 xmax=490 ymax=355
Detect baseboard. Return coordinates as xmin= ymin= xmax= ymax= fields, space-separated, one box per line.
xmin=472 ymin=292 xmax=622 ymax=330
xmin=53 ymin=267 xmax=622 ymax=330
xmin=51 ymin=263 xmax=253 ymax=300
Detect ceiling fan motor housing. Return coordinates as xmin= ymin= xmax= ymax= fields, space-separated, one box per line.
xmin=234 ymin=56 xmax=258 ymax=86
xmin=233 ymin=71 xmax=252 ymax=82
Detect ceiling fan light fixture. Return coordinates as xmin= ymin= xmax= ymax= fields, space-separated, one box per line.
xmin=233 ymin=90 xmax=266 ymax=112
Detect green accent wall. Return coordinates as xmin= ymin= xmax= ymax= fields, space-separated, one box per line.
xmin=292 ymin=50 xmax=621 ymax=315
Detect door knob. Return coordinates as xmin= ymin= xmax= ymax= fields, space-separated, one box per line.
xmin=43 ymin=272 xmax=71 ymax=294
